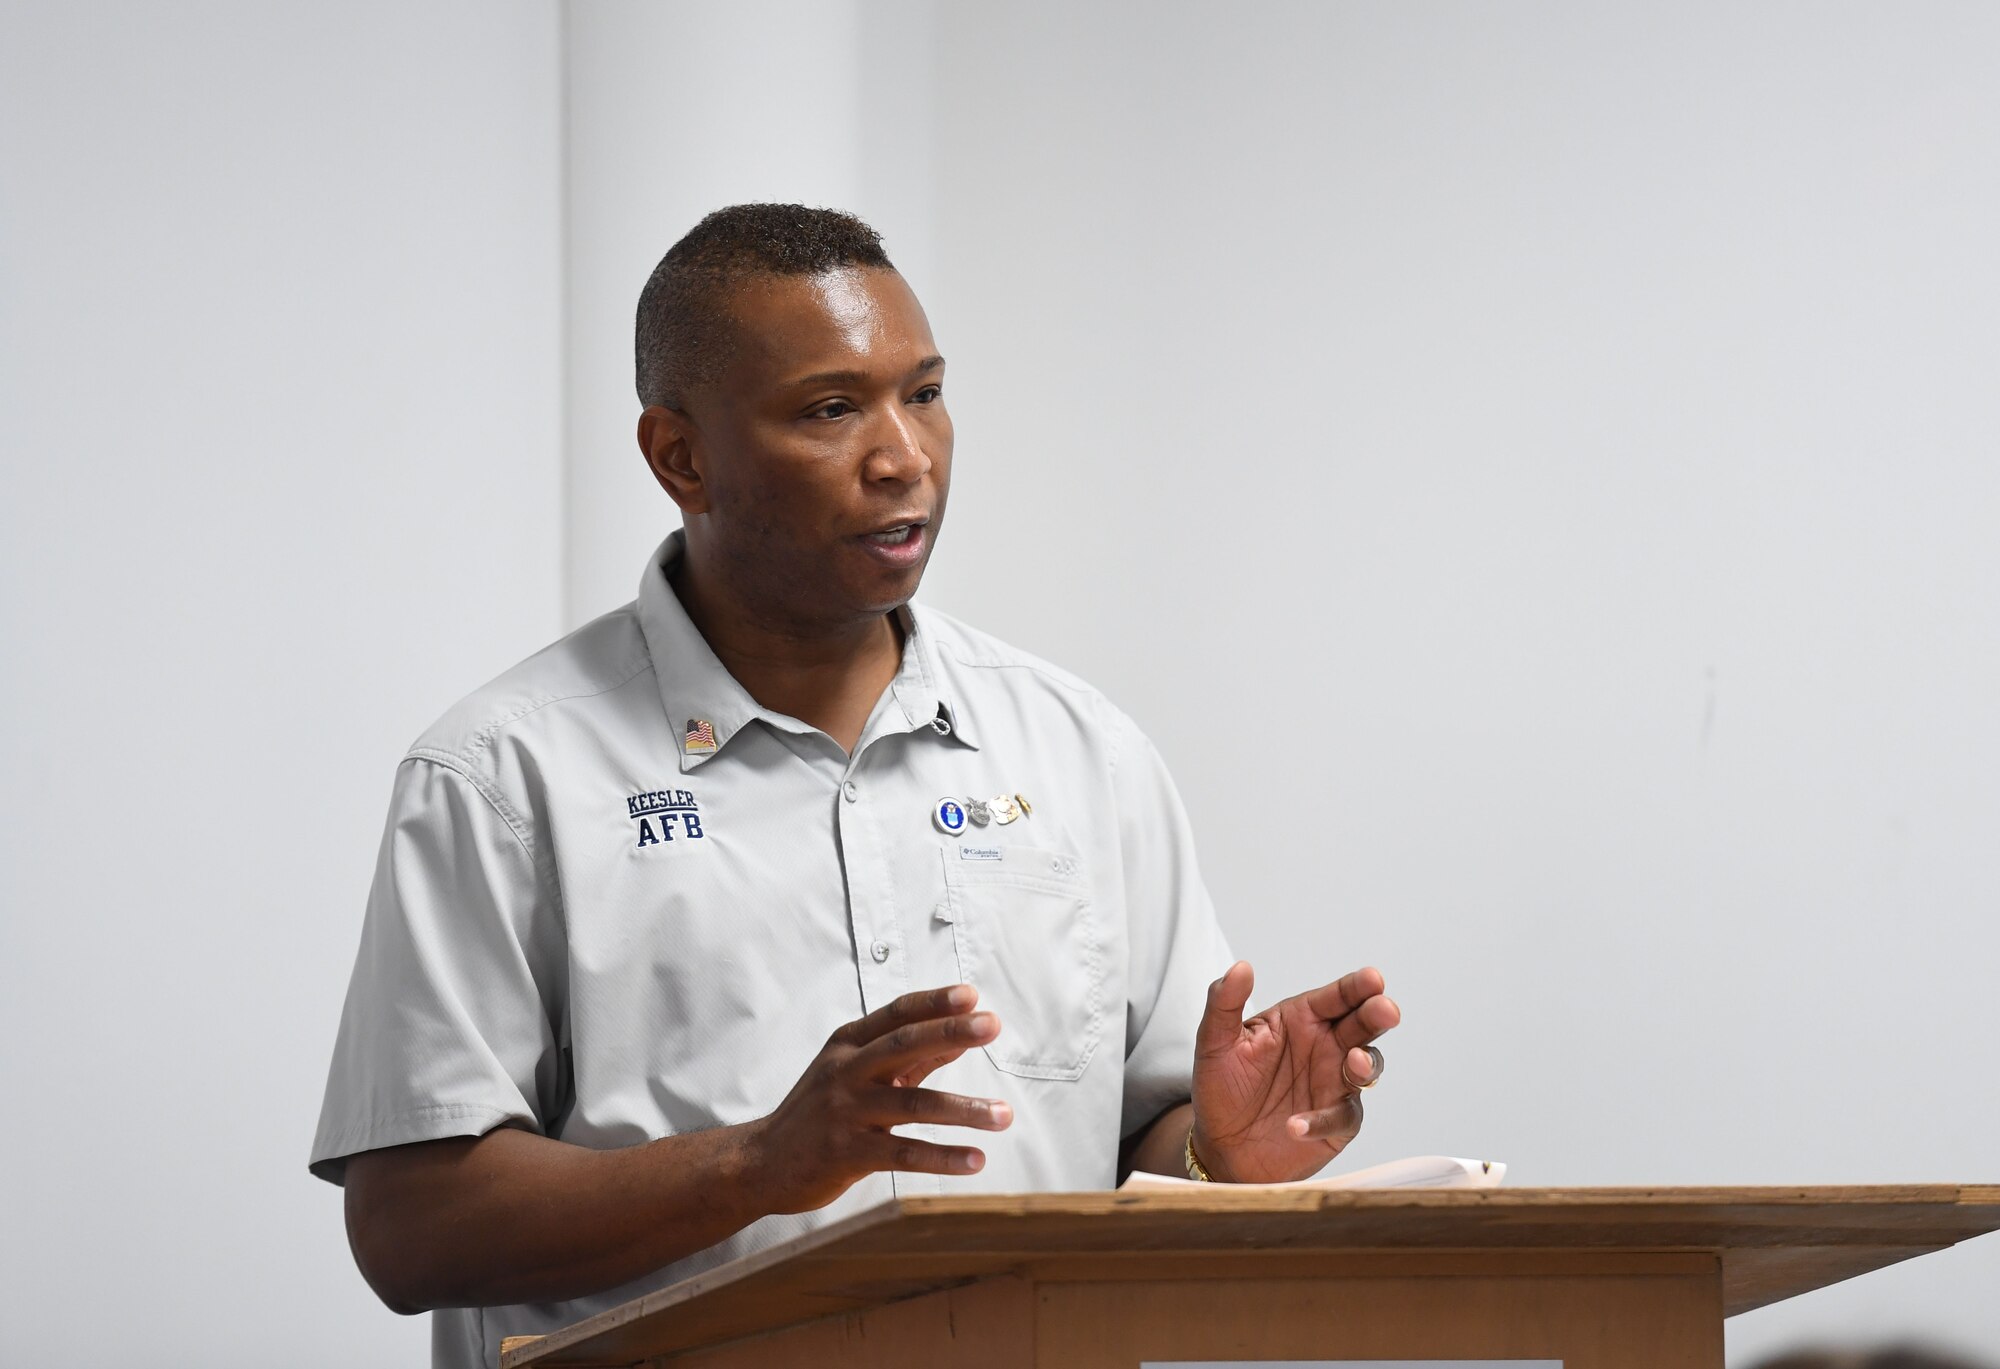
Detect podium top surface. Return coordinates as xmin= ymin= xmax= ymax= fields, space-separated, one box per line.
xmin=505 ymin=1184 xmax=2000 ymax=1367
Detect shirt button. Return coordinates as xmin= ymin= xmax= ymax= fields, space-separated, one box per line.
xmin=842 ymin=780 xmax=859 ymax=803
xmin=870 ymin=940 xmax=891 ymax=962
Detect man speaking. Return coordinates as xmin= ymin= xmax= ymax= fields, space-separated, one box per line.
xmin=311 ymin=204 xmax=1401 ymax=1368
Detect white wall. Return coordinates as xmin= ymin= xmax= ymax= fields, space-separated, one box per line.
xmin=6 ymin=3 xmax=1994 ymax=1365
xmin=563 ymin=0 xmax=946 ymax=622
xmin=0 ymin=3 xmax=563 ymax=1364
xmin=567 ymin=3 xmax=2000 ymax=1362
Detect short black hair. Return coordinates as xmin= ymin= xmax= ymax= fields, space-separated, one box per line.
xmin=634 ymin=203 xmax=895 ymax=409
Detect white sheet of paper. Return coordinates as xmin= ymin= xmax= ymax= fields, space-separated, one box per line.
xmin=1119 ymin=1154 xmax=1507 ymax=1193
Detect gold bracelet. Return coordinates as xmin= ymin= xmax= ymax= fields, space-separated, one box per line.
xmin=1183 ymin=1126 xmax=1214 ymax=1182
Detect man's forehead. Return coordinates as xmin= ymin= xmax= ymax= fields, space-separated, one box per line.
xmin=724 ymin=267 xmax=936 ymax=381
xmin=806 ymin=269 xmax=892 ymax=353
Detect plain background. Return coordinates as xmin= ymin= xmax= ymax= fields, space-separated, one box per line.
xmin=4 ymin=3 xmax=1995 ymax=1365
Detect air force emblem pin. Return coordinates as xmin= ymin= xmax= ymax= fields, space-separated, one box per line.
xmin=933 ymin=798 xmax=968 ymax=835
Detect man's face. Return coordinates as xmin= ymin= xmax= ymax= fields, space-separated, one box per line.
xmin=656 ymin=266 xmax=952 ymax=629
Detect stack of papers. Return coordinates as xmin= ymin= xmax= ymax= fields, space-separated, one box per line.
xmin=1119 ymin=1155 xmax=1506 ymax=1193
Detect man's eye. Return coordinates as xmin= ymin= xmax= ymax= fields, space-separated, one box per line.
xmin=810 ymin=400 xmax=854 ymax=420
xmin=911 ymin=385 xmax=942 ymax=404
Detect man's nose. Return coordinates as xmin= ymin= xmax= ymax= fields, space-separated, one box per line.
xmin=862 ymin=405 xmax=932 ymax=484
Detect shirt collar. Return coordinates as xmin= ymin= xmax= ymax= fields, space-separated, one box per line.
xmin=635 ymin=532 xmax=979 ymax=772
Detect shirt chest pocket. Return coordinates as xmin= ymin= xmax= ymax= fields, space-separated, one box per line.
xmin=935 ymin=846 xmax=1104 ymax=1081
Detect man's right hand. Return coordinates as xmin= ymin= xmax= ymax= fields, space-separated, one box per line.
xmin=751 ymin=983 xmax=1013 ymax=1214
xmin=344 ymin=983 xmax=1009 ymax=1313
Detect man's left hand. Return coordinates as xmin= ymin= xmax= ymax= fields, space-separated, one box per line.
xmin=1189 ymin=961 xmax=1400 ymax=1184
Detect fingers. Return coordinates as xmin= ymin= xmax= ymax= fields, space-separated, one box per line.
xmin=1195 ymin=960 xmax=1255 ymax=1059
xmin=831 ymin=983 xmax=979 ymax=1049
xmin=888 ymin=1053 xmax=951 ymax=1089
xmin=852 ymin=1008 xmax=1001 ymax=1079
xmin=1287 ymin=1093 xmax=1364 ymax=1145
xmin=1302 ymin=966 xmax=1386 ymax=1023
xmin=777 ymin=984 xmax=1007 ymax=1203
xmin=867 ymin=1134 xmax=988 ymax=1177
xmin=1299 ymin=966 xmax=1399 ymax=1056
xmin=862 ymin=1085 xmax=1013 ymax=1132
xmin=1330 ymin=993 xmax=1401 ymax=1053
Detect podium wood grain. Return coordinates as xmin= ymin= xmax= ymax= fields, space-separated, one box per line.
xmin=498 ymin=1185 xmax=2000 ymax=1369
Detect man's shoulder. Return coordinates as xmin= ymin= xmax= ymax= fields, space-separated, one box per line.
xmin=404 ymin=603 xmax=655 ymax=775
xmin=917 ymin=605 xmax=1142 ymax=748
xmin=918 ymin=604 xmax=1101 ymax=693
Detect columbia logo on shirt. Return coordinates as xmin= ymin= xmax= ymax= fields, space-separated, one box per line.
xmin=625 ymin=787 xmax=707 ymax=848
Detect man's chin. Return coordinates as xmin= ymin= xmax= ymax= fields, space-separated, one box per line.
xmin=841 ymin=536 xmax=934 ymax=612
xmin=849 ymin=572 xmax=926 ymax=619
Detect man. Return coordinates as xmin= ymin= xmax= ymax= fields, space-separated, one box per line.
xmin=312 ymin=204 xmax=1400 ymax=1368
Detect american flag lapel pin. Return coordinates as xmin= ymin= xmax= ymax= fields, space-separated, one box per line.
xmin=684 ymin=718 xmax=718 ymax=756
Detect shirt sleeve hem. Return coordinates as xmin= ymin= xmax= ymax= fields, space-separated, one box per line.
xmin=308 ymin=1102 xmax=523 ymax=1186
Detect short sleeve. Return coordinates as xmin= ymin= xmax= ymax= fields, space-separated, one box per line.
xmin=309 ymin=757 xmax=567 ymax=1184
xmin=1111 ymin=711 xmax=1234 ymax=1137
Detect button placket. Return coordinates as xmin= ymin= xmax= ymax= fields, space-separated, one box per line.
xmin=834 ymin=766 xmax=905 ymax=1013
xmin=831 ymin=764 xmax=934 ymax=1197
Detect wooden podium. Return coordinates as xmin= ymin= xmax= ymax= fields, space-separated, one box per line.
xmin=501 ymin=1185 xmax=2000 ymax=1368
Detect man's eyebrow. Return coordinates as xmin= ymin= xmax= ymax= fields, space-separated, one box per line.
xmin=786 ymin=355 xmax=946 ymax=390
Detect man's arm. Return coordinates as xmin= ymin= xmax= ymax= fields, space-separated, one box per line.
xmin=343 ymin=985 xmax=1010 ymax=1313
xmin=1119 ymin=1099 xmax=1196 ymax=1181
xmin=346 ymin=1124 xmax=762 ymax=1313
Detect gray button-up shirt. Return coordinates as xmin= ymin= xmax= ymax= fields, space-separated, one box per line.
xmin=311 ymin=533 xmax=1233 ymax=1369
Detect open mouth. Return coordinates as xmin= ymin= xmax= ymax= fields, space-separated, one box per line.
xmin=857 ymin=517 xmax=930 ymax=566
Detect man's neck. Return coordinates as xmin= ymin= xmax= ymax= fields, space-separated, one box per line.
xmin=669 ymin=559 xmax=903 ymax=757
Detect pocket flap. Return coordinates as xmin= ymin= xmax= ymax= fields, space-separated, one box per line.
xmin=942 ymin=842 xmax=1086 ymax=893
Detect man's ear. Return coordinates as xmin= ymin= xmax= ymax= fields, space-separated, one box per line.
xmin=638 ymin=406 xmax=709 ymax=515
